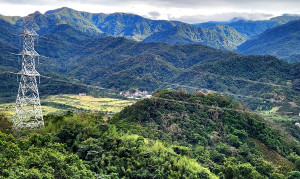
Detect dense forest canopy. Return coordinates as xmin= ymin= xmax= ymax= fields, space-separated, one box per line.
xmin=1 ymin=90 xmax=300 ymax=178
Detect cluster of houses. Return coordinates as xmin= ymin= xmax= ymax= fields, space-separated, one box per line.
xmin=119 ymin=91 xmax=152 ymax=99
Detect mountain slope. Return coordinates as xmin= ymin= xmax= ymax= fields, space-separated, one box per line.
xmin=143 ymin=23 xmax=246 ymax=50
xmin=0 ymin=7 xmax=179 ymax=41
xmin=58 ymin=35 xmax=300 ymax=111
xmin=0 ymin=7 xmax=248 ymax=50
xmin=205 ymin=24 xmax=248 ymax=44
xmin=195 ymin=16 xmax=300 ymax=38
xmin=1 ymin=17 xmax=300 ymax=111
xmin=114 ymin=89 xmax=297 ymax=177
xmin=44 ymin=7 xmax=179 ymax=41
xmin=237 ymin=20 xmax=300 ymax=61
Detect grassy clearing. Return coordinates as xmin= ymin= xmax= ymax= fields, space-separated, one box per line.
xmin=0 ymin=103 xmax=65 ymax=118
xmin=0 ymin=94 xmax=136 ymax=118
xmin=258 ymin=105 xmax=300 ymax=122
xmin=270 ymin=106 xmax=280 ymax=113
xmin=43 ymin=94 xmax=135 ymax=113
xmin=258 ymin=106 xmax=280 ymax=115
xmin=249 ymin=137 xmax=294 ymax=173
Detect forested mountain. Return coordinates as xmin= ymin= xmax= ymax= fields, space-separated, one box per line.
xmin=44 ymin=7 xmax=181 ymax=41
xmin=237 ymin=20 xmax=300 ymax=62
xmin=194 ymin=15 xmax=300 ymax=38
xmin=114 ymin=89 xmax=300 ymax=178
xmin=1 ymin=7 xmax=179 ymax=41
xmin=143 ymin=23 xmax=247 ymax=50
xmin=1 ymin=7 xmax=299 ymax=52
xmin=1 ymin=21 xmax=300 ymax=111
xmin=0 ymin=7 xmax=254 ymax=50
xmin=1 ymin=8 xmax=300 ymax=112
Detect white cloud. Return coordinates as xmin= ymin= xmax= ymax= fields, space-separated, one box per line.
xmin=0 ymin=0 xmax=300 ymax=23
xmin=168 ymin=12 xmax=274 ymax=24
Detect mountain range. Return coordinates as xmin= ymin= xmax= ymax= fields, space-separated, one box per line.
xmin=1 ymin=7 xmax=300 ymax=111
xmin=237 ymin=20 xmax=300 ymax=62
xmin=194 ymin=15 xmax=300 ymax=38
xmin=1 ymin=7 xmax=300 ymax=53
xmin=143 ymin=23 xmax=247 ymax=50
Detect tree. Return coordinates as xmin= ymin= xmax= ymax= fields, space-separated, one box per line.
xmin=288 ymin=171 xmax=300 ymax=179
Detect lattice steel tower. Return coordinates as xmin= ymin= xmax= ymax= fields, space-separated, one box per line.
xmin=13 ymin=15 xmax=44 ymax=129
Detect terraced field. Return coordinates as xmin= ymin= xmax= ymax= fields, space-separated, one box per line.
xmin=0 ymin=94 xmax=136 ymax=118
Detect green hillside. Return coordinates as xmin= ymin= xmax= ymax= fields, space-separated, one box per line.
xmin=195 ymin=16 xmax=300 ymax=38
xmin=58 ymin=36 xmax=300 ymax=111
xmin=45 ymin=7 xmax=179 ymax=41
xmin=1 ymin=10 xmax=300 ymax=112
xmin=206 ymin=24 xmax=248 ymax=46
xmin=0 ymin=7 xmax=178 ymax=41
xmin=0 ymin=7 xmax=247 ymax=50
xmin=2 ymin=90 xmax=300 ymax=178
xmin=237 ymin=20 xmax=300 ymax=62
xmin=143 ymin=23 xmax=247 ymax=50
xmin=1 ymin=24 xmax=300 ymax=111
xmin=114 ymin=89 xmax=300 ymax=178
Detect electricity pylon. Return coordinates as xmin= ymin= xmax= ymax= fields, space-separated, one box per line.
xmin=13 ymin=14 xmax=44 ymax=130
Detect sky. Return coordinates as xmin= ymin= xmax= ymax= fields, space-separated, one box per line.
xmin=0 ymin=0 xmax=300 ymax=23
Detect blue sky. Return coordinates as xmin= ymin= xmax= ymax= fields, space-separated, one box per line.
xmin=0 ymin=0 xmax=299 ymax=23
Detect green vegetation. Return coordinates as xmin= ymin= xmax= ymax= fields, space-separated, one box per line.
xmin=195 ymin=16 xmax=300 ymax=38
xmin=2 ymin=90 xmax=300 ymax=178
xmin=113 ymin=90 xmax=300 ymax=178
xmin=143 ymin=23 xmax=248 ymax=50
xmin=249 ymin=138 xmax=294 ymax=170
xmin=0 ymin=132 xmax=94 ymax=178
xmin=237 ymin=20 xmax=300 ymax=61
xmin=2 ymin=30 xmax=300 ymax=112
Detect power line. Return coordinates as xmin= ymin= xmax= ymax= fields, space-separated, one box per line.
xmin=5 ymin=28 xmax=299 ymax=104
xmin=9 ymin=30 xmax=292 ymax=88
xmin=34 ymin=36 xmax=299 ymax=91
xmin=4 ymin=70 xmax=283 ymax=103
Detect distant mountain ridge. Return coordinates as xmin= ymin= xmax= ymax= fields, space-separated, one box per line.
xmin=0 ymin=7 xmax=274 ymax=51
xmin=1 ymin=20 xmax=300 ymax=110
xmin=194 ymin=16 xmax=300 ymax=38
xmin=44 ymin=7 xmax=180 ymax=41
xmin=1 ymin=7 xmax=300 ymax=51
xmin=37 ymin=7 xmax=251 ymax=50
xmin=237 ymin=19 xmax=300 ymax=62
xmin=1 ymin=7 xmax=300 ymax=111
xmin=143 ymin=23 xmax=248 ymax=50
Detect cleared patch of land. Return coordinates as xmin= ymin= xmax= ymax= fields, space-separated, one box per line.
xmin=0 ymin=94 xmax=135 ymax=118
xmin=249 ymin=137 xmax=294 ymax=173
xmin=257 ymin=103 xmax=300 ymax=122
